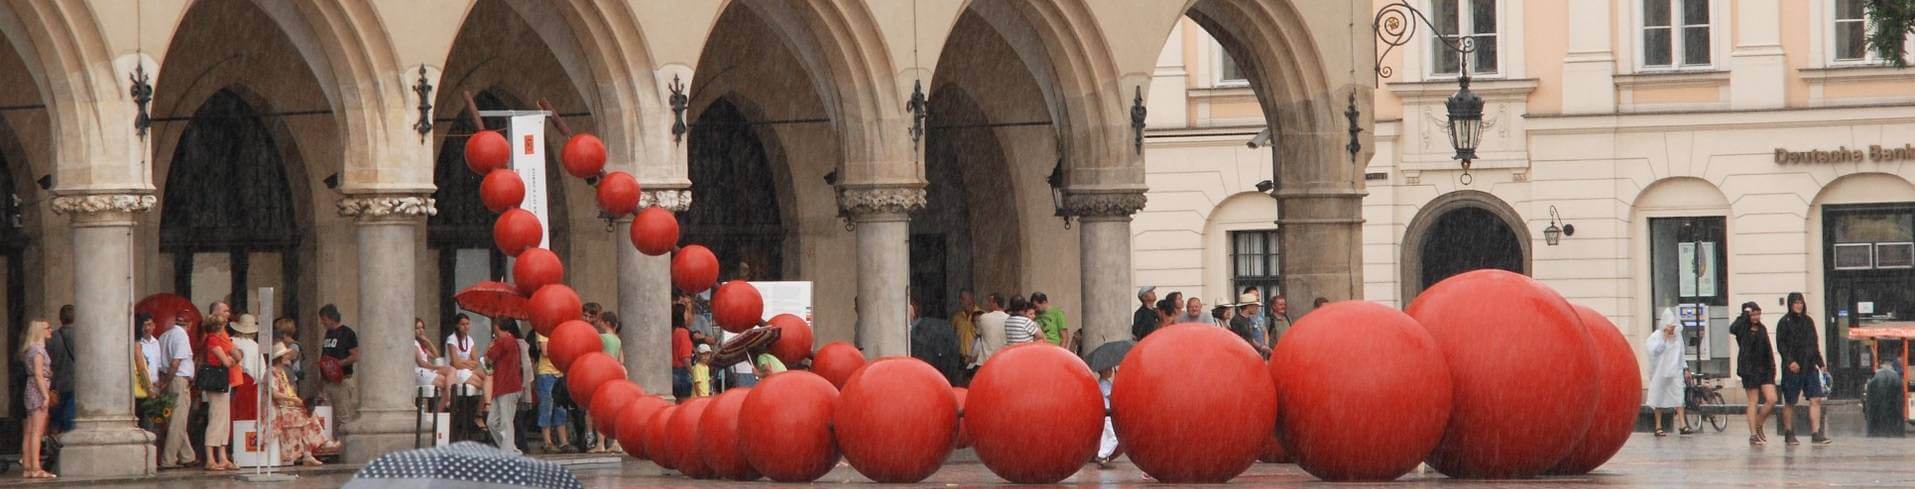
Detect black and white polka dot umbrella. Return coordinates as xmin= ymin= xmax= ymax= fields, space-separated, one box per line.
xmin=344 ymin=441 xmax=582 ymax=489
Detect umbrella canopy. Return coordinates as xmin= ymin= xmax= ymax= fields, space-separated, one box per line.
xmin=1084 ymin=339 xmax=1135 ymax=373
xmin=137 ymin=293 xmax=205 ymax=354
xmin=454 ymin=281 xmax=530 ymax=320
xmin=713 ymin=327 xmax=780 ymax=369
xmin=345 ymin=441 xmax=581 ymax=489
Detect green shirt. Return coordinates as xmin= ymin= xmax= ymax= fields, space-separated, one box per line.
xmin=600 ymin=333 xmax=622 ymax=357
xmin=756 ymin=353 xmax=787 ymax=374
xmin=1036 ymin=309 xmax=1068 ymax=345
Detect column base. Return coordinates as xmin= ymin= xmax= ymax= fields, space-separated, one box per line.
xmin=340 ymin=407 xmax=419 ymax=463
xmin=55 ymin=422 xmax=156 ymax=478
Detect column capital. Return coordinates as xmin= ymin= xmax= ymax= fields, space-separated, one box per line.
xmin=51 ymin=193 xmax=155 ymax=226
xmin=837 ymin=185 xmax=925 ymax=219
xmin=337 ymin=193 xmax=437 ymax=223
xmin=1062 ymin=190 xmax=1147 ymax=219
xmin=641 ymin=188 xmax=692 ymax=212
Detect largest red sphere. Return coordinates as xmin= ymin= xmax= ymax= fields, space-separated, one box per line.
xmin=668 ymin=398 xmax=716 ymax=478
xmin=766 ymin=314 xmax=813 ymax=365
xmin=698 ymin=388 xmax=760 ymax=481
xmin=1112 ymin=324 xmax=1275 ymax=483
xmin=671 ymin=245 xmax=719 ymax=294
xmin=1409 ymin=269 xmax=1598 ymax=479
xmin=546 ymin=320 xmax=600 ymax=372
xmin=811 ymin=342 xmax=865 ymax=390
xmin=464 ymin=130 xmax=510 ymax=176
xmin=512 ymin=247 xmax=563 ymax=296
xmin=595 ymin=171 xmax=640 ymax=216
xmin=616 ymin=396 xmax=670 ymax=460
xmin=644 ymin=406 xmax=679 ymax=469
xmin=527 ymin=284 xmax=582 ymax=337
xmin=968 ymin=343 xmax=1103 ymax=483
xmin=560 ymin=133 xmax=607 ymax=179
xmin=563 ymin=352 xmax=625 ymax=407
xmin=833 ymin=357 xmax=956 ymax=483
xmin=741 ymin=371 xmax=840 ymax=482
xmin=1270 ymin=301 xmax=1451 ymax=481
xmin=630 ymin=207 xmax=679 ymax=256
xmin=1547 ymin=304 xmax=1643 ymax=475
xmin=589 ymin=380 xmax=644 ymax=435
xmin=712 ymin=281 xmax=765 ymax=333
xmin=492 ymin=208 xmax=542 ymax=257
xmin=480 ymin=169 xmax=525 ymax=212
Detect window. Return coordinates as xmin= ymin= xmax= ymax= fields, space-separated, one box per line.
xmin=1217 ymin=45 xmax=1247 ymax=86
xmin=1832 ymin=0 xmax=1911 ymax=64
xmin=1230 ymin=230 xmax=1281 ymax=303
xmin=1832 ymin=212 xmax=1915 ymax=270
xmin=1431 ymin=0 xmax=1498 ymax=76
xmin=1643 ymin=0 xmax=1711 ymax=68
xmin=1649 ymin=217 xmax=1729 ymax=375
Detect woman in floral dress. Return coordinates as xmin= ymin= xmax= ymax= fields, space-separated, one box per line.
xmin=269 ymin=344 xmax=338 ymax=465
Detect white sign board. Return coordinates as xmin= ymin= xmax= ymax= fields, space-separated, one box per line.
xmin=510 ymin=114 xmax=550 ymax=249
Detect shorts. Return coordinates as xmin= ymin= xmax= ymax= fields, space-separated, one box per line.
xmin=1740 ymin=372 xmax=1774 ymax=390
xmin=672 ymin=368 xmax=691 ymax=399
xmin=534 ymin=375 xmax=569 ymax=428
xmin=50 ymin=390 xmax=76 ymax=432
xmin=1780 ymin=370 xmax=1826 ymax=404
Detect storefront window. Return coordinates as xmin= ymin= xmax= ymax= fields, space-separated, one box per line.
xmin=1824 ymin=205 xmax=1915 ymax=397
xmin=1650 ymin=217 xmax=1729 ymax=375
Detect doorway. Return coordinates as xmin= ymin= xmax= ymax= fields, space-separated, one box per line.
xmin=1823 ymin=204 xmax=1915 ymax=398
xmin=1401 ymin=191 xmax=1531 ymax=301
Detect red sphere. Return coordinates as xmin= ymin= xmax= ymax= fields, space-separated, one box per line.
xmin=1269 ymin=301 xmax=1451 ymax=481
xmin=630 ymin=207 xmax=679 ymax=256
xmin=560 ymin=133 xmax=607 ymax=179
xmin=698 ymin=388 xmax=761 ymax=481
xmin=1547 ymin=304 xmax=1643 ymax=475
xmin=563 ymin=352 xmax=626 ymax=407
xmin=1259 ymin=431 xmax=1295 ymax=463
xmin=1408 ymin=269 xmax=1598 ymax=479
xmin=589 ymin=380 xmax=645 ymax=435
xmin=968 ymin=343 xmax=1103 ymax=483
xmin=492 ymin=208 xmax=543 ymax=257
xmin=479 ymin=169 xmax=525 ymax=212
xmin=1112 ymin=324 xmax=1276 ymax=483
xmin=546 ymin=320 xmax=600 ymax=372
xmin=464 ymin=130 xmax=510 ymax=176
xmin=616 ymin=396 xmax=670 ymax=460
xmin=811 ymin=342 xmax=865 ymax=390
xmin=595 ymin=171 xmax=640 ymax=217
xmin=668 ymin=398 xmax=716 ymax=479
xmin=741 ymin=371 xmax=841 ymax=482
xmin=644 ymin=406 xmax=679 ymax=469
xmin=833 ymin=357 xmax=956 ymax=483
xmin=527 ymin=284 xmax=581 ymax=337
xmin=671 ymin=245 xmax=719 ymax=294
xmin=766 ymin=314 xmax=814 ymax=365
xmin=712 ymin=281 xmax=765 ymax=333
xmin=511 ymin=248 xmax=563 ymax=296
xmin=951 ymin=387 xmax=972 ymax=449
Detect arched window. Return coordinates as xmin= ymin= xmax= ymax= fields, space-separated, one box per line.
xmin=160 ymin=89 xmax=300 ymax=316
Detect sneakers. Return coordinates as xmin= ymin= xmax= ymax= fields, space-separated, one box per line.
xmin=1812 ymin=432 xmax=1833 ymax=445
xmin=1678 ymin=426 xmax=1697 ymax=436
xmin=1784 ymin=430 xmax=1799 ymax=446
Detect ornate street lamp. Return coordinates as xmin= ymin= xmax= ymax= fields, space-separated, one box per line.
xmin=1374 ymin=0 xmax=1487 ymax=184
xmin=1047 ymin=157 xmax=1071 ymax=229
xmin=1543 ymin=205 xmax=1575 ymax=246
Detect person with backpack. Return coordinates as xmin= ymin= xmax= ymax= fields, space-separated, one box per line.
xmin=1776 ymin=292 xmax=1832 ymax=446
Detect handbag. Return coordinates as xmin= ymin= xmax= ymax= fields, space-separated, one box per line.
xmin=319 ymin=356 xmax=344 ymax=383
xmin=197 ymin=364 xmax=231 ymax=393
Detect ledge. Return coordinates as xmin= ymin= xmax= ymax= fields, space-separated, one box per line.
xmin=1186 ymin=86 xmax=1255 ymax=99
xmin=1799 ymin=65 xmax=1915 ymax=82
xmin=1614 ymin=70 xmax=1728 ymax=89
xmin=1387 ymin=78 xmax=1537 ymax=100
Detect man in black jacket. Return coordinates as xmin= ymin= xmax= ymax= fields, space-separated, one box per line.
xmin=1131 ymin=286 xmax=1158 ymax=340
xmin=1730 ymin=302 xmax=1778 ymax=446
xmin=1776 ymin=292 xmax=1831 ymax=446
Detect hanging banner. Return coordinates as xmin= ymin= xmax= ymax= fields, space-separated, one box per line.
xmin=510 ymin=114 xmax=550 ymax=249
xmin=1676 ymin=242 xmax=1718 ymax=297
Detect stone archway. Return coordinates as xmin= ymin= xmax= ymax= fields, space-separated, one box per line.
xmin=1400 ymin=190 xmax=1533 ymax=301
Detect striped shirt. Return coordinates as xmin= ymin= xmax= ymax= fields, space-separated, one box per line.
xmin=1006 ymin=315 xmax=1040 ymax=345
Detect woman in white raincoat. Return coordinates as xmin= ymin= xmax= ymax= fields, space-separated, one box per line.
xmin=1646 ymin=310 xmax=1693 ymax=436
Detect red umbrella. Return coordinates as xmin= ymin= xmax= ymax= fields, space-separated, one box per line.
xmin=137 ymin=293 xmax=205 ymax=352
xmin=454 ymin=281 xmax=530 ymax=320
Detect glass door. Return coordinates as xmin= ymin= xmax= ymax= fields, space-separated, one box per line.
xmin=1823 ymin=205 xmax=1915 ymax=398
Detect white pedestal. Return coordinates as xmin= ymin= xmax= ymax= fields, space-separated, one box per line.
xmin=232 ymin=421 xmax=284 ymax=468
xmin=316 ymin=406 xmax=335 ymax=441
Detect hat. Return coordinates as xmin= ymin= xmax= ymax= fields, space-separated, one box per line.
xmin=272 ymin=343 xmax=295 ymax=361
xmin=696 ymin=343 xmax=713 ymax=354
xmin=232 ymin=314 xmax=259 ymax=334
xmin=1137 ymin=286 xmax=1156 ymax=298
xmin=1238 ymin=293 xmax=1261 ymax=307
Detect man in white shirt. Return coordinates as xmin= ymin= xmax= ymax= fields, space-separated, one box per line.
xmin=973 ymin=293 xmax=1010 ymax=369
xmin=157 ymin=312 xmax=198 ymax=468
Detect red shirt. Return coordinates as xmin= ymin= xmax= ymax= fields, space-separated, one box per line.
xmin=671 ymin=328 xmax=693 ymax=369
xmin=486 ymin=334 xmax=523 ymax=398
xmin=203 ymin=332 xmax=242 ymax=387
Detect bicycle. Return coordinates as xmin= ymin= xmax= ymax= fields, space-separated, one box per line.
xmin=1683 ymin=372 xmax=1729 ymax=432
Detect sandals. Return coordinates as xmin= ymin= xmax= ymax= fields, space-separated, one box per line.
xmin=1749 ymin=435 xmax=1765 ymax=446
xmin=1654 ymin=429 xmax=1667 ymax=437
xmin=1679 ymin=427 xmax=1697 ymax=435
xmin=23 ymin=469 xmax=55 ymax=479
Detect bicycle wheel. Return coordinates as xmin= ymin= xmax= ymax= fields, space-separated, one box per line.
xmin=1704 ymin=392 xmax=1729 ymax=432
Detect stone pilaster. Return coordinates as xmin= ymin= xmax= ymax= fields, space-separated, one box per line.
xmin=1560 ymin=0 xmax=1615 ymax=114
xmin=621 ymin=189 xmax=690 ymax=398
xmin=1065 ymin=191 xmax=1146 ymax=354
xmin=50 ymin=193 xmax=158 ymax=478
xmin=1729 ymin=0 xmax=1786 ymax=110
xmin=838 ymin=186 xmax=925 ymax=359
xmin=336 ymin=194 xmax=435 ymax=463
xmin=1274 ymin=185 xmax=1365 ymax=317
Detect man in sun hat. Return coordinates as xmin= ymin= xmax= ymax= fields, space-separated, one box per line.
xmin=1229 ymin=293 xmax=1270 ymax=358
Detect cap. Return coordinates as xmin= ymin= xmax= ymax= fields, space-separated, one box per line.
xmin=1137 ymin=286 xmax=1156 ymax=298
xmin=695 ymin=343 xmax=713 ymax=354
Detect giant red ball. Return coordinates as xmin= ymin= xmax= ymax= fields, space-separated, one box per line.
xmin=766 ymin=314 xmax=813 ymax=365
xmin=1270 ymin=301 xmax=1451 ymax=481
xmin=511 ymin=247 xmax=563 ymax=296
xmin=1112 ymin=324 xmax=1275 ymax=483
xmin=480 ymin=169 xmax=525 ymax=212
xmin=968 ymin=343 xmax=1103 ymax=483
xmin=546 ymin=320 xmax=600 ymax=372
xmin=493 ymin=208 xmax=543 ymax=257
xmin=527 ymin=284 xmax=582 ymax=337
xmin=671 ymin=245 xmax=719 ymax=294
xmin=564 ymin=352 xmax=625 ymax=407
xmin=811 ymin=342 xmax=865 ymax=390
xmin=1259 ymin=432 xmax=1295 ymax=463
xmin=698 ymin=388 xmax=760 ymax=481
xmin=668 ymin=398 xmax=716 ymax=479
xmin=616 ymin=396 xmax=670 ymax=460
xmin=644 ymin=406 xmax=679 ymax=469
xmin=1547 ymin=304 xmax=1643 ymax=475
xmin=951 ymin=387 xmax=972 ymax=449
xmin=630 ymin=207 xmax=679 ymax=256
xmin=560 ymin=133 xmax=607 ymax=179
xmin=1409 ymin=269 xmax=1598 ymax=479
xmin=833 ymin=357 xmax=957 ymax=483
xmin=595 ymin=171 xmax=640 ymax=217
xmin=712 ymin=281 xmax=765 ymax=333
xmin=464 ymin=130 xmax=510 ymax=176
xmin=589 ymin=380 xmax=645 ymax=435
xmin=741 ymin=371 xmax=840 ymax=482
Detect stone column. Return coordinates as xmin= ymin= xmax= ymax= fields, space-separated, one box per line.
xmin=1067 ymin=191 xmax=1146 ymax=352
xmin=838 ymin=186 xmax=925 ymax=358
xmin=51 ymin=194 xmax=158 ymax=478
xmin=1274 ymin=186 xmax=1366 ymax=317
xmin=336 ymin=194 xmax=435 ymax=463
xmin=622 ymin=189 xmax=689 ymax=398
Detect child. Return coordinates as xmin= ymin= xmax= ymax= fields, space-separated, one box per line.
xmin=691 ymin=344 xmax=714 ymax=398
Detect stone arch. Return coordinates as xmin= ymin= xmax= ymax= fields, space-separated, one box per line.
xmin=953 ymin=0 xmax=1128 ymax=191
xmin=1201 ymin=191 xmax=1283 ymax=302
xmin=684 ymin=94 xmax=796 ymax=281
xmin=1400 ymin=190 xmax=1532 ymax=301
xmin=0 ymin=1 xmax=138 ymax=190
